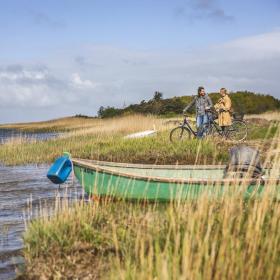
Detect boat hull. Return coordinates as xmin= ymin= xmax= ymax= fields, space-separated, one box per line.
xmin=72 ymin=160 xmax=278 ymax=201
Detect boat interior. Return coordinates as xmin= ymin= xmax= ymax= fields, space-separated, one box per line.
xmin=73 ymin=159 xmax=277 ymax=181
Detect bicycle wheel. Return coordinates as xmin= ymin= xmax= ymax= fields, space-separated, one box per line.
xmin=205 ymin=123 xmax=221 ymax=139
xmin=227 ymin=120 xmax=248 ymax=141
xmin=169 ymin=126 xmax=192 ymax=142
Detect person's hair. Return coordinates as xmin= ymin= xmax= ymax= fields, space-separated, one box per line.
xmin=197 ymin=86 xmax=204 ymax=96
xmin=220 ymin=88 xmax=227 ymax=94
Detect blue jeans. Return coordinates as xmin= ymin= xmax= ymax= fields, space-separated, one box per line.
xmin=196 ymin=114 xmax=209 ymax=138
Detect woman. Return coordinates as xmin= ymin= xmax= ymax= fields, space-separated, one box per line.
xmin=214 ymin=88 xmax=232 ymax=132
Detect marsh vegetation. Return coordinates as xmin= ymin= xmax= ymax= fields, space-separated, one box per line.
xmin=0 ymin=112 xmax=279 ymax=279
xmin=20 ymin=191 xmax=280 ymax=279
xmin=0 ymin=113 xmax=279 ymax=166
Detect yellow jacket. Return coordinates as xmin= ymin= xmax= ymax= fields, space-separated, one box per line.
xmin=214 ymin=95 xmax=232 ymax=126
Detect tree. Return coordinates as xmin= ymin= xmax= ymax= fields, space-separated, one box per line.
xmin=153 ymin=91 xmax=163 ymax=102
xmin=97 ymin=106 xmax=104 ymax=118
xmin=96 ymin=91 xmax=280 ymax=118
xmin=98 ymin=106 xmax=122 ymax=118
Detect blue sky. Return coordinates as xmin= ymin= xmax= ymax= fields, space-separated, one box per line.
xmin=0 ymin=0 xmax=280 ymax=122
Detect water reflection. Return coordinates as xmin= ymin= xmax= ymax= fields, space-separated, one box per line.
xmin=0 ymin=129 xmax=59 ymax=144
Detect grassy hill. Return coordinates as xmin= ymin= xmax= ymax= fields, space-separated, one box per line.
xmin=98 ymin=91 xmax=280 ymax=118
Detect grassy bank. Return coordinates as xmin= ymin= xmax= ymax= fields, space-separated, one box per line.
xmin=1 ymin=111 xmax=279 ymax=133
xmin=0 ymin=116 xmax=98 ymax=133
xmin=0 ymin=132 xmax=228 ymax=165
xmin=0 ymin=115 xmax=229 ymax=165
xmin=20 ymin=193 xmax=280 ymax=279
xmin=14 ymin=113 xmax=280 ymax=279
xmin=0 ymin=114 xmax=165 ymax=133
xmin=0 ymin=114 xmax=279 ymax=166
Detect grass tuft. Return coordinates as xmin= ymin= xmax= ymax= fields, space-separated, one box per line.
xmin=20 ymin=194 xmax=280 ymax=279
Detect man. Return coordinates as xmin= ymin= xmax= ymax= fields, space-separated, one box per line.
xmin=183 ymin=86 xmax=213 ymax=138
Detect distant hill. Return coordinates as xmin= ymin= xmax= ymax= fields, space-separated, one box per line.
xmin=98 ymin=91 xmax=280 ymax=118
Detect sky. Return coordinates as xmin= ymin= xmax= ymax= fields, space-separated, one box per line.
xmin=0 ymin=0 xmax=280 ymax=123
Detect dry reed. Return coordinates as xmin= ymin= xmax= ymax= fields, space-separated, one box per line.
xmin=18 ymin=120 xmax=280 ymax=279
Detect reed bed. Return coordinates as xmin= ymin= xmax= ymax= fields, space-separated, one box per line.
xmin=0 ymin=115 xmax=228 ymax=165
xmin=0 ymin=113 xmax=278 ymax=279
xmin=16 ymin=115 xmax=280 ymax=279
xmin=20 ymin=188 xmax=280 ymax=279
xmin=0 ymin=114 xmax=166 ymax=133
xmin=64 ymin=115 xmax=167 ymax=140
xmin=0 ymin=114 xmax=278 ymax=166
xmin=0 ymin=132 xmax=228 ymax=166
xmin=0 ymin=116 xmax=98 ymax=132
xmin=245 ymin=111 xmax=280 ymax=121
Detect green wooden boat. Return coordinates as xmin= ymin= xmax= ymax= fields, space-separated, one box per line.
xmin=71 ymin=158 xmax=280 ymax=201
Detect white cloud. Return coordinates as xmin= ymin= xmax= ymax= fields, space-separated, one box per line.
xmin=183 ymin=31 xmax=280 ymax=93
xmin=223 ymin=31 xmax=280 ymax=55
xmin=0 ymin=70 xmax=46 ymax=81
xmin=71 ymin=73 xmax=98 ymax=89
xmin=0 ymin=66 xmax=48 ymax=81
xmin=0 ymin=65 xmax=70 ymax=108
xmin=0 ymin=66 xmax=101 ymax=109
xmin=0 ymin=30 xmax=279 ymax=122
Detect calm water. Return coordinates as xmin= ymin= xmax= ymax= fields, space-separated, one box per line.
xmin=0 ymin=165 xmax=82 ymax=279
xmin=0 ymin=129 xmax=59 ymax=144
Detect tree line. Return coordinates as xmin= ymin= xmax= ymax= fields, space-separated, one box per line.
xmin=97 ymin=91 xmax=280 ymax=118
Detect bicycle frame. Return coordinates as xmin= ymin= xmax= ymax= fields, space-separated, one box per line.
xmin=176 ymin=111 xmax=247 ymax=141
xmin=181 ymin=113 xmax=224 ymax=138
xmin=209 ymin=119 xmax=224 ymax=136
xmin=180 ymin=117 xmax=197 ymax=137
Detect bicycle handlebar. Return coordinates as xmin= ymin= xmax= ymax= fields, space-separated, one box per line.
xmin=183 ymin=108 xmax=214 ymax=115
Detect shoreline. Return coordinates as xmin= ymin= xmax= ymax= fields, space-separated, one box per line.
xmin=0 ymin=114 xmax=279 ymax=167
xmin=0 ymin=114 xmax=279 ymax=278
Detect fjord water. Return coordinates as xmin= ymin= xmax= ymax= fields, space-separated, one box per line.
xmin=0 ymin=165 xmax=82 ymax=279
xmin=0 ymin=129 xmax=59 ymax=144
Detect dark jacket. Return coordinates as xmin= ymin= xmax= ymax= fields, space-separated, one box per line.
xmin=183 ymin=95 xmax=213 ymax=116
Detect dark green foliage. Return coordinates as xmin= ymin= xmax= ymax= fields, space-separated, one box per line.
xmin=153 ymin=91 xmax=163 ymax=101
xmin=209 ymin=91 xmax=280 ymax=114
xmin=98 ymin=91 xmax=280 ymax=118
xmin=98 ymin=106 xmax=123 ymax=118
xmin=74 ymin=114 xmax=94 ymax=119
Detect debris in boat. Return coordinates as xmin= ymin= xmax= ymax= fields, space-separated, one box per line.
xmin=224 ymin=145 xmax=263 ymax=179
xmin=124 ymin=130 xmax=157 ymax=139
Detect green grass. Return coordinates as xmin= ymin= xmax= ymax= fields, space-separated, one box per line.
xmin=247 ymin=122 xmax=279 ymax=140
xmin=0 ymin=114 xmax=278 ymax=166
xmin=20 ymin=194 xmax=280 ymax=279
xmin=0 ymin=132 xmax=228 ymax=165
xmin=0 ymin=117 xmax=278 ymax=165
xmin=11 ymin=115 xmax=280 ymax=279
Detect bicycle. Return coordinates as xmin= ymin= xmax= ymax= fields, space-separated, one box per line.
xmin=169 ymin=109 xmax=248 ymax=142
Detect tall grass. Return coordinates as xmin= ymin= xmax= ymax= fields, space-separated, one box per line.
xmin=0 ymin=115 xmax=229 ymax=165
xmin=17 ymin=116 xmax=280 ymax=279
xmin=20 ymin=192 xmax=280 ymax=279
xmin=0 ymin=114 xmax=279 ymax=166
xmin=0 ymin=132 xmax=228 ymax=165
xmin=0 ymin=116 xmax=98 ymax=132
xmin=0 ymin=115 xmax=165 ymax=133
xmin=245 ymin=111 xmax=280 ymax=121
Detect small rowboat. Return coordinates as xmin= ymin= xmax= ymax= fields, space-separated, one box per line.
xmin=47 ymin=154 xmax=280 ymax=201
xmin=70 ymin=158 xmax=279 ymax=201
